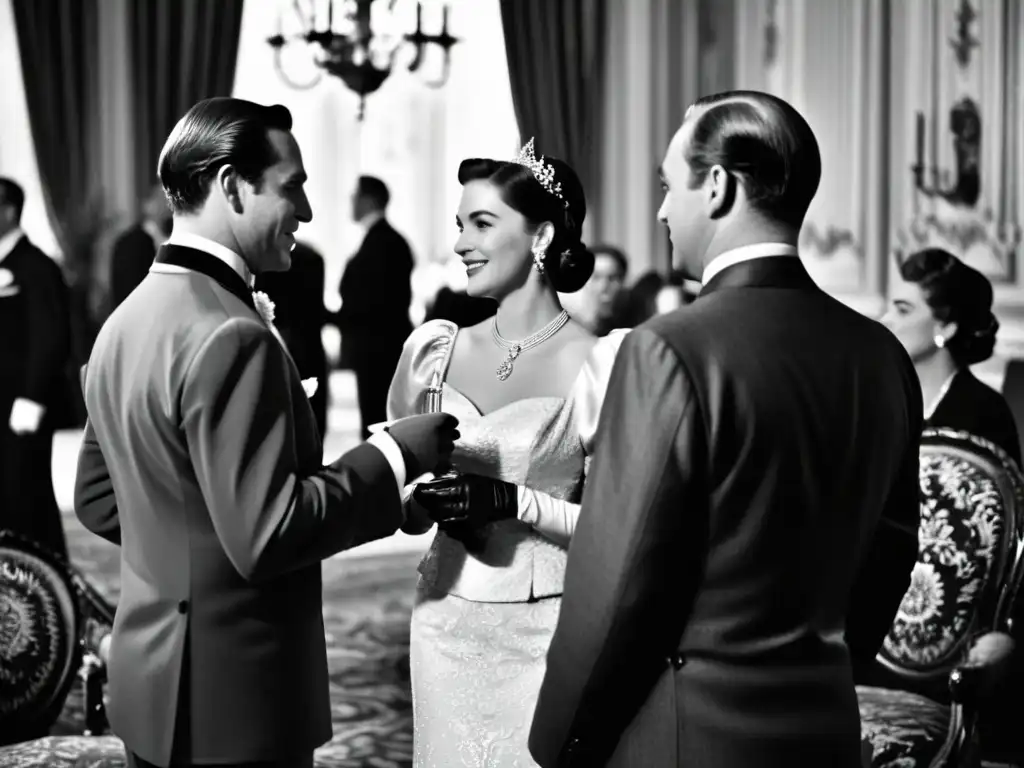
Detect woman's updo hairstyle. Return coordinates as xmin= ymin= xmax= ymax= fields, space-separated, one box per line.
xmin=457 ymin=151 xmax=593 ymax=293
xmin=900 ymin=247 xmax=999 ymax=367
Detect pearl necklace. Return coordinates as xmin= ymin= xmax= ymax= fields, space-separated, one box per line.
xmin=491 ymin=310 xmax=570 ymax=381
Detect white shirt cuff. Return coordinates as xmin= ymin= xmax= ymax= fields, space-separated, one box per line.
xmin=366 ymin=432 xmax=407 ymax=500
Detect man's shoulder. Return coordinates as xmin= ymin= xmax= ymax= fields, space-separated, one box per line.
xmin=104 ymin=279 xmax=267 ymax=354
xmin=374 ymin=219 xmax=413 ymax=251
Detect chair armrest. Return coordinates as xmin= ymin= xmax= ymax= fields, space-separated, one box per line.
xmin=948 ymin=631 xmax=1015 ymax=705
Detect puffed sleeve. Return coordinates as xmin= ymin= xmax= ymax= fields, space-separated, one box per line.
xmin=386 ymin=319 xmax=459 ymax=533
xmin=517 ymin=329 xmax=630 ymax=545
xmin=386 ymin=319 xmax=458 ymax=420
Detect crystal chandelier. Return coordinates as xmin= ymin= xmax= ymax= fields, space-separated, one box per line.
xmin=267 ymin=0 xmax=458 ymax=119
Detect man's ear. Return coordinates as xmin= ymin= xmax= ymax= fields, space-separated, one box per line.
xmin=705 ymin=165 xmax=738 ymax=220
xmin=216 ymin=166 xmax=244 ymax=214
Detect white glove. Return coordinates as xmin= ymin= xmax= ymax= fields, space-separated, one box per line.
xmin=9 ymin=397 xmax=45 ymax=435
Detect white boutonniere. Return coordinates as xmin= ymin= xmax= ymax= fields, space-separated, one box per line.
xmin=252 ymin=291 xmax=276 ymax=327
xmin=301 ymin=377 xmax=319 ymax=399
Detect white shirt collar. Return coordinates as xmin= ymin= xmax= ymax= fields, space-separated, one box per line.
xmin=701 ymin=242 xmax=799 ymax=285
xmin=0 ymin=227 xmax=25 ymax=265
xmin=161 ymin=231 xmax=254 ymax=288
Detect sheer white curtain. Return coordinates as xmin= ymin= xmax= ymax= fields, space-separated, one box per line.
xmin=232 ymin=0 xmax=519 ymax=321
xmin=0 ymin=0 xmax=62 ymax=259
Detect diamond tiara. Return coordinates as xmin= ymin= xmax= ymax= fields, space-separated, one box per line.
xmin=512 ymin=138 xmax=566 ymax=205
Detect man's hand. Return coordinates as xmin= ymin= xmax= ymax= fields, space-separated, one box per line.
xmin=9 ymin=398 xmax=45 ymax=435
xmin=385 ymin=413 xmax=460 ymax=478
xmin=413 ymin=473 xmax=517 ymax=528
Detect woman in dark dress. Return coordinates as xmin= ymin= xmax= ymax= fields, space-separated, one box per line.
xmin=881 ymin=247 xmax=1022 ymax=763
xmin=881 ymin=247 xmax=1020 ymax=466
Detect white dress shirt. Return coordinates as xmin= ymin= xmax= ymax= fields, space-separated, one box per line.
xmin=153 ymin=230 xmax=408 ymax=500
xmin=155 ymin=231 xmax=254 ymax=287
xmin=701 ymin=242 xmax=799 ymax=285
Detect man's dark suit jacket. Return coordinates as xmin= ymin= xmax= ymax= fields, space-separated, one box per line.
xmin=109 ymin=224 xmax=157 ymax=310
xmin=0 ymin=234 xmax=71 ymax=557
xmin=74 ymin=245 xmax=404 ymax=766
xmin=254 ymin=242 xmax=330 ymax=437
xmin=529 ymin=256 xmax=923 ymax=768
xmin=335 ymin=218 xmax=414 ymax=435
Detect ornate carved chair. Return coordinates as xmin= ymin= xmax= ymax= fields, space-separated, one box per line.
xmin=0 ymin=530 xmax=114 ymax=744
xmin=859 ymin=428 xmax=1024 ymax=768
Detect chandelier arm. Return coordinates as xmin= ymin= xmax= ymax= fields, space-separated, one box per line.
xmin=273 ymin=47 xmax=323 ymax=91
xmin=292 ymin=0 xmax=314 ymax=29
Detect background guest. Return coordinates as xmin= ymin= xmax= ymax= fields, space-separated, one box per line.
xmin=425 ymin=285 xmax=497 ymax=327
xmin=333 ymin=175 xmax=414 ymax=438
xmin=253 ymin=240 xmax=330 ymax=438
xmin=581 ymin=244 xmax=630 ymax=336
xmin=109 ymin=184 xmax=172 ymax=311
xmin=881 ymin=247 xmax=1020 ymax=465
xmin=0 ymin=177 xmax=72 ymax=560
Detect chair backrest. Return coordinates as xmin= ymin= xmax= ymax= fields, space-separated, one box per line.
xmin=0 ymin=530 xmax=82 ymax=739
xmin=877 ymin=428 xmax=1024 ymax=690
xmin=1001 ymin=358 xmax=1024 ymax=464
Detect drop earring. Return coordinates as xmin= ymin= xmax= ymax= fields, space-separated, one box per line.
xmin=934 ymin=335 xmax=946 ymax=348
xmin=532 ymin=246 xmax=546 ymax=274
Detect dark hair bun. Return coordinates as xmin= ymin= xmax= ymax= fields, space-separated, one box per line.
xmin=956 ymin=311 xmax=998 ymax=366
xmin=546 ymin=240 xmax=594 ymax=293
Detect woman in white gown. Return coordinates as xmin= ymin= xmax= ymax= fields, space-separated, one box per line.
xmin=386 ymin=140 xmax=628 ymax=767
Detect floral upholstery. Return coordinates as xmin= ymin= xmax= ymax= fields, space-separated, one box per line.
xmin=0 ymin=532 xmax=82 ymax=741
xmin=859 ymin=430 xmax=1024 ymax=768
xmin=881 ymin=451 xmax=1007 ymax=670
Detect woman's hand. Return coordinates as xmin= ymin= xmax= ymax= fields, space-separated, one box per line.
xmin=412 ymin=473 xmax=517 ymax=528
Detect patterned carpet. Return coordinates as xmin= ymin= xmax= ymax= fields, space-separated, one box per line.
xmin=0 ymin=520 xmax=422 ymax=768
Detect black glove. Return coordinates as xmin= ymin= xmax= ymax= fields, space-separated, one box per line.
xmin=412 ymin=473 xmax=518 ymax=529
xmin=384 ymin=413 xmax=460 ymax=478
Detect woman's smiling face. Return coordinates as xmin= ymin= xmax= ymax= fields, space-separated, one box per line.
xmin=454 ymin=180 xmax=537 ymax=300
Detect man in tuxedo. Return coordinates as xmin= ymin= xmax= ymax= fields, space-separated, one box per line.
xmin=109 ymin=184 xmax=172 ymax=310
xmin=334 ymin=176 xmax=414 ymax=438
xmin=528 ymin=91 xmax=922 ymax=767
xmin=0 ymin=177 xmax=71 ymax=560
xmin=253 ymin=240 xmax=330 ymax=437
xmin=74 ymin=98 xmax=459 ymax=768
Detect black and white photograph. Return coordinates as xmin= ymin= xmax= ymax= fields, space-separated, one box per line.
xmin=2 ymin=1 xmax=1024 ymax=767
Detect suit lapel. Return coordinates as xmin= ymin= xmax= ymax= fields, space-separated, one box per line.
xmin=698 ymin=256 xmax=818 ymax=299
xmin=154 ymin=245 xmax=255 ymax=311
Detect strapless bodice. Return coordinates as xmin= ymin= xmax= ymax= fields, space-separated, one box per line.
xmin=387 ymin=320 xmax=626 ymax=602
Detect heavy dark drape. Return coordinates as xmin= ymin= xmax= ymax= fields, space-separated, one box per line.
xmin=498 ymin=0 xmax=607 ymax=197
xmin=12 ymin=0 xmax=102 ymax=261
xmin=13 ymin=0 xmax=245 ymax=424
xmin=128 ymin=0 xmax=245 ymax=203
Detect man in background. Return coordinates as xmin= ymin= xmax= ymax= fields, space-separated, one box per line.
xmin=334 ymin=176 xmax=414 ymax=438
xmin=109 ymin=184 xmax=172 ymax=310
xmin=0 ymin=176 xmax=71 ymax=560
xmin=254 ymin=240 xmax=330 ymax=437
